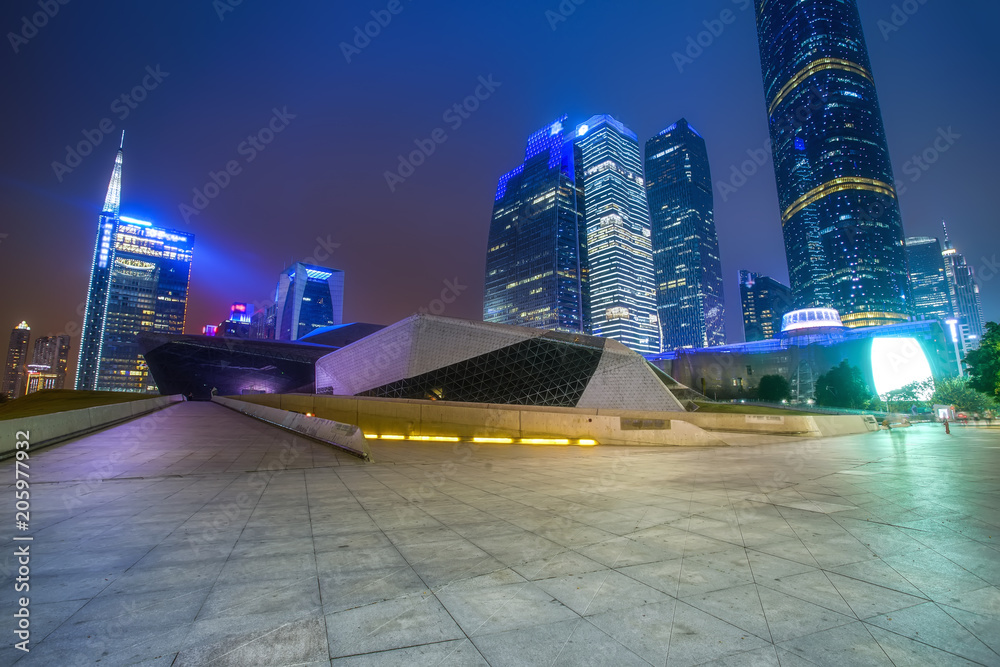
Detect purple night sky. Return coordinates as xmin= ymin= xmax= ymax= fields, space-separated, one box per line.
xmin=1 ymin=1 xmax=998 ymax=377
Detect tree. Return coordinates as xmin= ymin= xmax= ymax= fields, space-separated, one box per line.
xmin=883 ymin=378 xmax=934 ymax=411
xmin=965 ymin=321 xmax=1000 ymax=401
xmin=932 ymin=377 xmax=995 ymax=413
xmin=757 ymin=375 xmax=791 ymax=402
xmin=815 ymin=360 xmax=873 ymax=409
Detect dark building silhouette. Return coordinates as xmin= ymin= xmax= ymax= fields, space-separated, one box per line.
xmin=645 ymin=119 xmax=725 ymax=349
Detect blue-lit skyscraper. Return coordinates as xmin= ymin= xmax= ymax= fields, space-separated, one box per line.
xmin=645 ymin=119 xmax=726 ymax=349
xmin=739 ymin=271 xmax=794 ymax=342
xmin=941 ymin=223 xmax=985 ymax=353
xmin=755 ymin=0 xmax=910 ymax=327
xmin=905 ymin=236 xmax=952 ymax=323
xmin=76 ymin=137 xmax=195 ymax=392
xmin=574 ymin=115 xmax=659 ymax=354
xmin=484 ymin=117 xmax=588 ymax=333
xmin=76 ymin=137 xmax=123 ymax=390
xmin=275 ymin=263 xmax=345 ymax=341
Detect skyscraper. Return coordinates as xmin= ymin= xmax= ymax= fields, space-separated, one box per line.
xmin=485 ymin=117 xmax=588 ymax=333
xmin=275 ymin=263 xmax=345 ymax=341
xmin=2 ymin=322 xmax=31 ymax=399
xmin=76 ymin=137 xmax=194 ymax=392
xmin=739 ymin=271 xmax=794 ymax=342
xmin=574 ymin=115 xmax=659 ymax=354
xmin=942 ymin=223 xmax=985 ymax=353
xmin=76 ymin=136 xmax=124 ymax=390
xmin=755 ymin=0 xmax=910 ymax=327
xmin=98 ymin=218 xmax=194 ymax=392
xmin=31 ymin=335 xmax=71 ymax=389
xmin=645 ymin=119 xmax=726 ymax=349
xmin=905 ymin=237 xmax=952 ymax=323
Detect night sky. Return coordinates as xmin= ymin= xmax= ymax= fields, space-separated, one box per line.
xmin=2 ymin=0 xmax=998 ymax=376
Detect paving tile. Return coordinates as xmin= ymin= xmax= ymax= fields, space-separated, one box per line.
xmin=471 ymin=617 xmax=648 ymax=666
xmin=326 ymin=593 xmax=464 ymax=657
xmin=436 ymin=581 xmax=579 ymax=637
xmin=778 ymin=621 xmax=895 ymax=666
xmin=754 ymin=585 xmax=855 ymax=643
xmin=330 ymin=638 xmax=489 ymax=665
xmin=534 ymin=569 xmax=671 ymax=616
xmin=865 ymin=602 xmax=999 ymax=665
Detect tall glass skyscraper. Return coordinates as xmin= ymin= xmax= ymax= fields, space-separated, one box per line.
xmin=76 ymin=137 xmax=194 ymax=392
xmin=645 ymin=119 xmax=726 ymax=349
xmin=275 ymin=263 xmax=345 ymax=341
xmin=485 ymin=117 xmax=588 ymax=333
xmin=574 ymin=115 xmax=659 ymax=354
xmin=2 ymin=322 xmax=31 ymax=399
xmin=739 ymin=271 xmax=793 ymax=342
xmin=31 ymin=335 xmax=71 ymax=390
xmin=941 ymin=223 xmax=985 ymax=353
xmin=76 ymin=138 xmax=123 ymax=390
xmin=755 ymin=0 xmax=910 ymax=327
xmin=905 ymin=236 xmax=952 ymax=323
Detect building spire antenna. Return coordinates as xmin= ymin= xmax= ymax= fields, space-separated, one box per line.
xmin=120 ymin=130 xmax=125 ymax=149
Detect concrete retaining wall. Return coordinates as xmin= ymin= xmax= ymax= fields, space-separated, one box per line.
xmin=225 ymin=394 xmax=730 ymax=447
xmin=212 ymin=396 xmax=372 ymax=461
xmin=0 ymin=395 xmax=184 ymax=458
xmin=228 ymin=393 xmax=878 ymax=443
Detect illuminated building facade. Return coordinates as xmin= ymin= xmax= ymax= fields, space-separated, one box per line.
xmin=484 ymin=117 xmax=589 ymax=334
xmin=573 ymin=115 xmax=659 ymax=354
xmin=905 ymin=237 xmax=952 ymax=323
xmin=941 ymin=223 xmax=985 ymax=353
xmin=2 ymin=321 xmax=31 ymax=399
xmin=251 ymin=304 xmax=277 ymax=340
xmin=275 ymin=263 xmax=345 ymax=341
xmin=31 ymin=335 xmax=71 ymax=390
xmin=645 ymin=119 xmax=726 ymax=350
xmin=219 ymin=303 xmax=252 ymax=338
xmin=649 ymin=308 xmax=956 ymax=403
xmin=24 ymin=365 xmax=60 ymax=395
xmin=755 ymin=0 xmax=910 ymax=327
xmin=76 ymin=137 xmax=194 ymax=392
xmin=98 ymin=218 xmax=194 ymax=392
xmin=740 ymin=271 xmax=794 ymax=342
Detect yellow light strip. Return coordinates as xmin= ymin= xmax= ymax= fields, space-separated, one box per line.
xmin=768 ymin=58 xmax=873 ymax=115
xmin=782 ymin=177 xmax=896 ymax=222
xmin=364 ymin=434 xmax=600 ymax=446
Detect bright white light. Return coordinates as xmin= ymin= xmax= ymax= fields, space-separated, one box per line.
xmin=577 ymin=124 xmax=589 ymax=137
xmin=871 ymin=337 xmax=935 ymax=399
xmin=550 ymin=121 xmax=563 ymax=135
xmin=120 ymin=215 xmax=153 ymax=226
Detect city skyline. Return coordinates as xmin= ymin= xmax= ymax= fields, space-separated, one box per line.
xmin=1 ymin=2 xmax=998 ymax=376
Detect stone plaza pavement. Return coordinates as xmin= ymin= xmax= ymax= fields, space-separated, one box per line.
xmin=1 ymin=401 xmax=998 ymax=666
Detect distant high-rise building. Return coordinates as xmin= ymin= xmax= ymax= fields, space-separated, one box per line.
xmin=645 ymin=119 xmax=726 ymax=349
xmin=755 ymin=0 xmax=910 ymax=327
xmin=485 ymin=116 xmax=588 ymax=333
xmin=219 ymin=303 xmax=252 ymax=338
xmin=905 ymin=237 xmax=952 ymax=323
xmin=76 ymin=136 xmax=194 ymax=393
xmin=250 ymin=304 xmax=277 ymax=340
xmin=2 ymin=322 xmax=31 ymax=399
xmin=941 ymin=223 xmax=985 ymax=353
xmin=23 ymin=365 xmax=60 ymax=395
xmin=739 ymin=271 xmax=794 ymax=342
xmin=31 ymin=335 xmax=71 ymax=390
xmin=275 ymin=263 xmax=344 ymax=341
xmin=573 ymin=115 xmax=660 ymax=354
